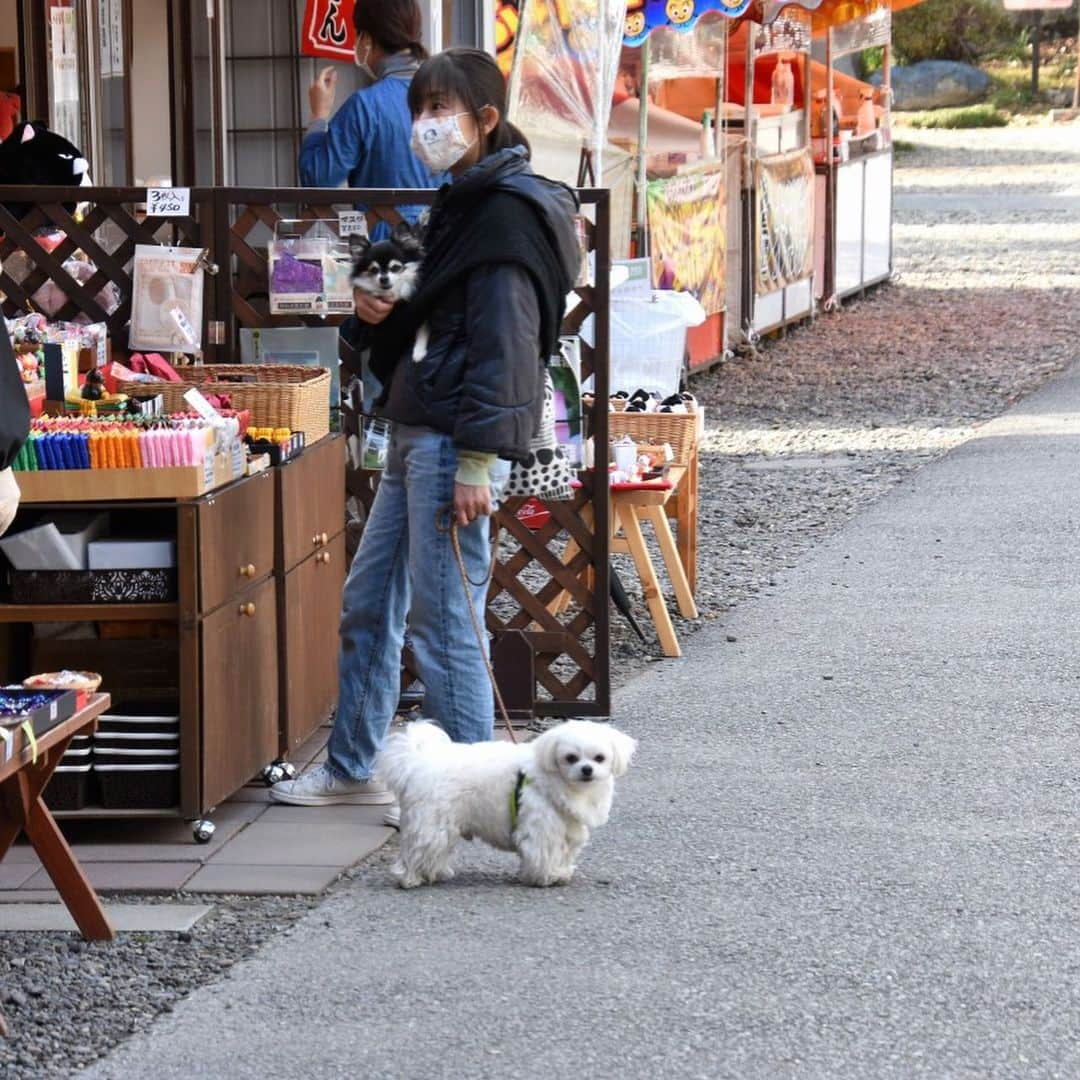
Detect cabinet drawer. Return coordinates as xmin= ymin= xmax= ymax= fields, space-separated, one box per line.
xmin=200 ymin=576 xmax=278 ymax=810
xmin=281 ymin=531 xmax=346 ymax=753
xmin=278 ymin=435 xmax=345 ymax=573
xmin=198 ymin=472 xmax=275 ymax=613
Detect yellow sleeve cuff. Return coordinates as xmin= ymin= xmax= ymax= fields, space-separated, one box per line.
xmin=455 ymin=451 xmax=497 ymax=487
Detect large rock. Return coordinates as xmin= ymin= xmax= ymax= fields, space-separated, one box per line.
xmin=870 ymin=60 xmax=991 ymax=111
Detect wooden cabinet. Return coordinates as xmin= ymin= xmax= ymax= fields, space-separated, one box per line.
xmin=1 ymin=436 xmax=346 ymax=826
xmin=276 ymin=435 xmax=346 ymax=753
xmin=197 ymin=472 xmax=276 ymax=613
xmin=280 ymin=531 xmax=345 ymax=753
xmin=201 ymin=576 xmax=279 ymax=810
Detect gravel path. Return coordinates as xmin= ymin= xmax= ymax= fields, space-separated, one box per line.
xmin=2 ymin=122 xmax=1078 ymax=1077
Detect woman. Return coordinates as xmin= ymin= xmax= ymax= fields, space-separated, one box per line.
xmin=272 ymin=48 xmax=581 ymax=810
xmin=299 ymin=0 xmax=439 ymax=235
xmin=0 ymin=318 xmax=29 ymax=538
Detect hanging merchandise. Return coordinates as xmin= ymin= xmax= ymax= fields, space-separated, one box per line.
xmin=129 ymin=246 xmax=205 ymax=355
xmin=268 ymin=221 xmax=353 ymax=317
xmin=646 ymin=170 xmax=726 ymax=315
xmin=771 ymin=54 xmax=795 ymax=106
xmin=754 ymin=149 xmax=815 ymax=295
xmin=623 ymin=0 xmax=751 ymax=46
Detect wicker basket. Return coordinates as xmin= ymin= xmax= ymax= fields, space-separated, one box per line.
xmin=118 ymin=365 xmax=331 ymax=442
xmin=608 ymin=408 xmax=700 ymax=465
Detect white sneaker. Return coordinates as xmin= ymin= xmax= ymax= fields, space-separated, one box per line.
xmin=382 ymin=805 xmax=400 ymax=829
xmin=269 ymin=763 xmax=394 ymax=806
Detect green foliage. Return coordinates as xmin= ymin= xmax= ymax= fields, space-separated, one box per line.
xmin=892 ymin=0 xmax=1013 ymax=63
xmin=904 ymin=103 xmax=1011 ymax=127
xmin=892 ymin=138 xmax=918 ymax=153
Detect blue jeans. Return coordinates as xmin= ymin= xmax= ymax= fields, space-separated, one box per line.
xmin=327 ymin=424 xmax=500 ymax=782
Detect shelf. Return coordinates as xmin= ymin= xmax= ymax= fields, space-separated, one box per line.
xmin=53 ymin=807 xmax=182 ymax=820
xmin=0 ymin=603 xmax=179 ymax=624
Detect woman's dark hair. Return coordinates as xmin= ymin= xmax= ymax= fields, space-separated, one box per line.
xmin=353 ymin=0 xmax=427 ymax=61
xmin=408 ymin=48 xmax=531 ymax=158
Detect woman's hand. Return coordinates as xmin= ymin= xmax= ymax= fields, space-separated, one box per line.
xmin=453 ymin=483 xmax=492 ymax=527
xmin=353 ymin=289 xmax=394 ymax=325
xmin=309 ymin=66 xmax=337 ymax=120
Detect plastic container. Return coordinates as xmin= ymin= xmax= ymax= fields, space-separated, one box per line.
xmin=93 ymin=747 xmax=179 ymax=767
xmin=93 ymin=731 xmax=179 ymax=752
xmin=43 ymin=763 xmax=94 ymax=811
xmin=97 ymin=702 xmax=179 ymax=736
xmin=96 ymin=764 xmax=180 ymax=809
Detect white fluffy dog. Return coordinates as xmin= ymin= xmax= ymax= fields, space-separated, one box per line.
xmin=375 ymin=720 xmax=637 ymax=888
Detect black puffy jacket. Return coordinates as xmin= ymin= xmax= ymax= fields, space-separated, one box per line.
xmin=0 ymin=319 xmax=30 ymax=470
xmin=376 ymin=148 xmax=580 ymax=462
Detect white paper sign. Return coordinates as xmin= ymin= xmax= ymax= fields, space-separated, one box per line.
xmin=147 ymin=187 xmax=191 ymax=217
xmin=338 ymin=211 xmax=368 ymax=238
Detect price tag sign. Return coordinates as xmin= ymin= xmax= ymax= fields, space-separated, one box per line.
xmin=147 ymin=187 xmax=191 ymax=217
xmin=338 ymin=211 xmax=368 ymax=238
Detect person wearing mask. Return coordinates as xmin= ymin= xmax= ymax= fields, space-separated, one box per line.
xmin=271 ymin=48 xmax=581 ymax=812
xmin=299 ymin=0 xmax=440 ymax=236
xmin=0 ymin=318 xmax=30 ymax=538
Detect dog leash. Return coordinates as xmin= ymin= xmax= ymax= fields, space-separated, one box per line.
xmin=436 ymin=508 xmax=518 ymax=744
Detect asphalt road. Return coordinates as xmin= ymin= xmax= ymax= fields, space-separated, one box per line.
xmin=84 ymin=359 xmax=1080 ymax=1079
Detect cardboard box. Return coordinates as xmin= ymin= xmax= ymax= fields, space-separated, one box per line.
xmin=88 ymin=539 xmax=176 ymax=570
xmin=16 ymin=450 xmax=241 ymax=503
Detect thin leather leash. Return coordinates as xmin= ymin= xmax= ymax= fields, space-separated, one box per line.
xmin=436 ymin=508 xmax=518 ymax=743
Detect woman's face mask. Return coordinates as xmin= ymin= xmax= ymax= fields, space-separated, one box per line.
xmin=410 ymin=114 xmax=476 ymax=173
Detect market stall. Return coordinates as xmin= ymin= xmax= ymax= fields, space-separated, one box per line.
xmin=810 ymin=0 xmax=894 ymax=303
xmin=0 ymin=182 xmax=614 ymax=836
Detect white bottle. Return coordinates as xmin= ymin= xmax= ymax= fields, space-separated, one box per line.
xmin=699 ymin=109 xmax=716 ymax=160
xmin=771 ymin=57 xmax=794 ymax=108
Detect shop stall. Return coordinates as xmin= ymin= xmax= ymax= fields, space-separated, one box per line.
xmin=0 ymin=183 xmax=613 ymax=836
xmin=810 ymin=0 xmax=894 ymax=304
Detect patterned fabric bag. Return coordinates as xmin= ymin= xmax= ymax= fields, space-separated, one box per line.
xmin=502 ymin=369 xmax=574 ymax=502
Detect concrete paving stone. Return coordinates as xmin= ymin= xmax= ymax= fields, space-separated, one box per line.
xmin=2 ymin=841 xmax=41 ymax=864
xmin=228 ymin=784 xmax=274 ymax=804
xmin=0 ymin=862 xmax=38 ymax=890
xmin=0 ymin=902 xmax=212 ymax=933
xmin=182 ymin=864 xmax=343 ymax=896
xmin=22 ymin=861 xmax=196 ymax=894
xmin=288 ymin=729 xmax=329 ymax=768
xmin=258 ymin=804 xmax=392 ymax=826
xmin=205 ymin=822 xmax=391 ymax=868
xmin=0 ymin=890 xmax=60 ymax=902
xmin=59 ymin=802 xmax=265 ymax=863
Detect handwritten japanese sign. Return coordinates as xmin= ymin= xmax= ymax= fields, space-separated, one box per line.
xmin=147 ymin=187 xmax=191 ymax=217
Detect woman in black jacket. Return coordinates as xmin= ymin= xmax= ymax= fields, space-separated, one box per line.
xmin=0 ymin=318 xmax=29 ymax=537
xmin=272 ymin=48 xmax=580 ymax=809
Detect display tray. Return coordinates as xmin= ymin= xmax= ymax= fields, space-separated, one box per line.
xmin=15 ymin=449 xmax=242 ymax=503
xmin=0 ymin=688 xmax=79 ymax=765
xmin=8 ymin=568 xmax=178 ymax=605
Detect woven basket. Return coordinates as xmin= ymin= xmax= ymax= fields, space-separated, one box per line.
xmin=608 ymin=408 xmax=699 ymax=465
xmin=118 ymin=365 xmax=331 ymax=442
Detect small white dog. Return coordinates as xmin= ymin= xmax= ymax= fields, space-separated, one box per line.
xmin=375 ymin=720 xmax=637 ymax=889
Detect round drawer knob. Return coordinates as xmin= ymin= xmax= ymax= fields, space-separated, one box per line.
xmin=312 ymin=534 xmax=321 ymax=547
xmin=239 ymin=602 xmax=256 ymax=617
xmin=320 ymin=532 xmax=329 ymax=545
xmin=239 ymin=563 xmax=255 ymax=578
xmin=319 ymin=551 xmax=332 ymax=564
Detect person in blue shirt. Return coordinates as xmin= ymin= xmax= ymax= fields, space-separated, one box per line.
xmin=299 ymin=0 xmax=441 ymax=236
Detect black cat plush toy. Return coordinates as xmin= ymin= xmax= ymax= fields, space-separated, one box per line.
xmin=0 ymin=121 xmax=91 ymax=222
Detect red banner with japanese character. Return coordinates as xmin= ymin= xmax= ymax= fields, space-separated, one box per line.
xmin=302 ymin=0 xmax=356 ymax=61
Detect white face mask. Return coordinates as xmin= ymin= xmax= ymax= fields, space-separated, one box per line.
xmin=411 ymin=114 xmax=475 ymax=173
xmin=0 ymin=467 xmax=20 ymax=538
